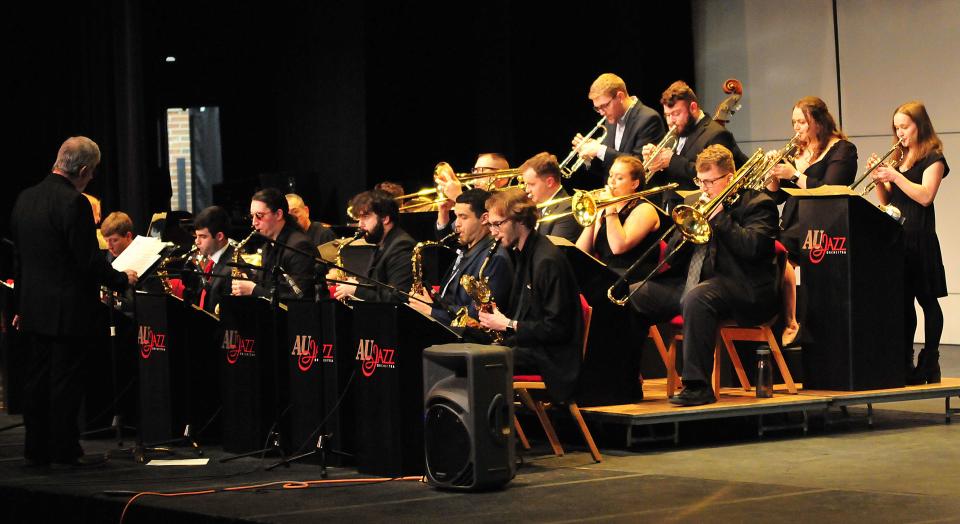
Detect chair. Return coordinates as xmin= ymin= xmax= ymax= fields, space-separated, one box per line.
xmin=513 ymin=295 xmax=602 ymax=462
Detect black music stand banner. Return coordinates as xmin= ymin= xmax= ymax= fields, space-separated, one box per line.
xmin=352 ymin=302 xmax=460 ymax=477
xmin=285 ymin=300 xmax=325 ymax=461
xmin=791 ymin=192 xmax=904 ymax=390
xmin=319 ymin=299 xmax=356 ymax=464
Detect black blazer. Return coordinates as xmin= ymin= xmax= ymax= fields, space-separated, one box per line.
xmin=507 ymin=231 xmax=582 ymax=402
xmin=664 ymin=189 xmax=780 ymax=324
xmin=655 ymin=112 xmax=748 ymax=192
xmin=430 ymin=236 xmax=513 ymax=325
xmin=354 ymin=226 xmax=416 ymax=303
xmin=11 ymin=174 xmax=129 ymax=337
xmin=305 ymin=221 xmax=336 ymax=247
xmin=199 ymin=244 xmax=235 ymax=313
xmin=536 ymin=187 xmax=582 ymax=243
xmin=252 ymin=221 xmax=319 ymax=301
xmin=593 ymin=99 xmax=666 ymax=174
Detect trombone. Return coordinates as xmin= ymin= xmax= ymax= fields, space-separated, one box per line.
xmin=537 ymin=183 xmax=679 ymax=227
xmin=606 ymin=148 xmax=769 ymax=306
xmin=560 ymin=116 xmax=608 ymax=178
xmin=396 ymin=163 xmax=523 ymax=212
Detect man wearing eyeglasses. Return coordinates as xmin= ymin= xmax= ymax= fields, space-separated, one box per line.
xmin=334 ymin=189 xmax=415 ymax=303
xmin=435 ymin=153 xmax=512 ymax=238
xmin=521 ymin=152 xmax=582 ymax=243
xmin=627 ymin=145 xmax=779 ymax=406
xmin=231 ymin=188 xmax=318 ymax=301
xmin=642 ymin=81 xmax=748 ymax=210
xmin=571 ymin=73 xmax=666 ymax=181
xmin=479 ymin=188 xmax=582 ymax=403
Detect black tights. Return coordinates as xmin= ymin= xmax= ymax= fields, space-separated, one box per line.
xmin=904 ymin=291 xmax=943 ymax=367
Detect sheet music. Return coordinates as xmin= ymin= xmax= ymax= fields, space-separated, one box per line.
xmin=783 ymin=185 xmax=857 ymax=197
xmin=111 ymin=235 xmax=166 ymax=275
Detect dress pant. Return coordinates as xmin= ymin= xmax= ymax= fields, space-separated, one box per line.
xmin=23 ymin=333 xmax=90 ymax=463
xmin=629 ymin=276 xmax=736 ymax=385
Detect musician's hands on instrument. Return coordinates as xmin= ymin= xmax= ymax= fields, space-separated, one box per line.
xmin=478 ymin=305 xmax=510 ymax=332
xmin=123 ymin=269 xmax=138 ymax=286
xmin=642 ymin=143 xmax=671 ymax=174
xmin=871 ymin=165 xmax=901 ymax=185
xmin=575 ymin=137 xmax=601 ymax=161
xmin=333 ymin=279 xmax=358 ymax=301
xmin=407 ymin=289 xmax=433 ymax=316
xmin=232 ymin=279 xmax=255 ymax=296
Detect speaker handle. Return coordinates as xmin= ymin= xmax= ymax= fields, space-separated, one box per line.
xmin=487 ymin=393 xmax=509 ymax=446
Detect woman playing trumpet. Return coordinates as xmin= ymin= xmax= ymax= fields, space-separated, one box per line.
xmin=870 ymin=101 xmax=949 ymax=384
xmin=576 ymin=155 xmax=660 ymax=281
xmin=765 ymin=96 xmax=858 ymax=346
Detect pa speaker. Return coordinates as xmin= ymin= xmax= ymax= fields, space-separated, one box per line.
xmin=422 ymin=343 xmax=514 ymax=490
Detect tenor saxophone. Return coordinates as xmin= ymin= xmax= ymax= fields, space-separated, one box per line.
xmin=410 ymin=231 xmax=458 ymax=295
xmin=457 ymin=238 xmax=503 ymax=344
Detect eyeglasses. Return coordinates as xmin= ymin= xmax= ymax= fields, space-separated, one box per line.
xmin=694 ymin=174 xmax=730 ymax=188
xmin=471 ymin=166 xmax=495 ymax=174
xmin=593 ymin=97 xmax=617 ymax=114
xmin=488 ymin=217 xmax=512 ymax=230
xmin=248 ymin=211 xmax=273 ymax=221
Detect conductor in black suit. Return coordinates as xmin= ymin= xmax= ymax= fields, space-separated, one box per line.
xmin=231 ymin=188 xmax=318 ymax=301
xmin=644 ymin=81 xmax=748 ymax=211
xmin=334 ymin=190 xmax=416 ymax=303
xmin=573 ymin=73 xmax=666 ymax=178
xmin=521 ymin=152 xmax=582 ymax=243
xmin=191 ymin=206 xmax=235 ymax=313
xmin=628 ymin=145 xmax=779 ymax=406
xmin=11 ymin=136 xmax=138 ymax=467
xmin=479 ymin=188 xmax=583 ymax=403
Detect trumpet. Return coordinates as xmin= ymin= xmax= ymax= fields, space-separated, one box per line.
xmin=537 ymin=183 xmax=679 ymax=227
xmin=744 ymin=134 xmax=802 ymax=191
xmin=850 ymin=140 xmax=905 ymax=196
xmin=642 ymin=125 xmax=679 ymax=172
xmin=607 ymin=148 xmax=769 ymax=306
xmin=560 ymin=116 xmax=608 ymax=178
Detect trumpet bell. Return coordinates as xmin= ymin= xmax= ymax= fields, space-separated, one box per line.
xmin=671 ymin=205 xmax=712 ymax=244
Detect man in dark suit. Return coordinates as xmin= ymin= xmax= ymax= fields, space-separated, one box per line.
xmin=628 ymin=145 xmax=779 ymax=406
xmin=521 ymin=152 xmax=582 ymax=243
xmin=11 ymin=136 xmax=138 ymax=467
xmin=643 ymin=81 xmax=748 ymax=211
xmin=191 ymin=206 xmax=235 ymax=313
xmin=286 ymin=193 xmax=335 ymax=248
xmin=479 ymin=188 xmax=582 ymax=403
xmin=231 ymin=188 xmax=318 ymax=301
xmin=409 ymin=188 xmax=513 ymax=325
xmin=334 ymin=190 xmax=415 ymax=303
xmin=573 ymin=73 xmax=666 ymax=179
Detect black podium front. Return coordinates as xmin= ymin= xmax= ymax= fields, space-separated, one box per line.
xmin=793 ymin=194 xmax=904 ymax=390
xmin=135 ymin=293 xmax=220 ymax=444
xmin=352 ymin=302 xmax=460 ymax=476
xmin=219 ymin=296 xmax=286 ymax=453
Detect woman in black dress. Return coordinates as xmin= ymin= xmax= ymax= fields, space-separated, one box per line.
xmin=766 ymin=96 xmax=858 ymax=346
xmin=576 ymin=155 xmax=660 ymax=282
xmin=871 ymin=101 xmax=949 ymax=384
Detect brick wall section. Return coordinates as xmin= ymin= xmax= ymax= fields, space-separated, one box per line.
xmin=167 ymin=108 xmax=193 ymax=212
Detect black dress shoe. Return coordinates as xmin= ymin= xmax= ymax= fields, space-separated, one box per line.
xmin=669 ymin=386 xmax=716 ymax=406
xmin=51 ymin=453 xmax=108 ymax=470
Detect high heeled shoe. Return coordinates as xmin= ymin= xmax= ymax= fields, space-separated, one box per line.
xmin=781 ymin=322 xmax=800 ymax=347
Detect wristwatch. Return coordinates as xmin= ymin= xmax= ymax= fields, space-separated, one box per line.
xmin=789 ymin=174 xmax=800 ymax=184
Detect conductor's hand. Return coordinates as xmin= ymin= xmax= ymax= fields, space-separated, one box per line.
xmin=232 ymin=279 xmax=255 ymax=296
xmin=479 ymin=305 xmax=510 ymax=332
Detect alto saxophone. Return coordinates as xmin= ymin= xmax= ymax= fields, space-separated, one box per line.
xmin=156 ymin=244 xmax=199 ymax=295
xmin=230 ymin=229 xmax=259 ymax=279
xmin=410 ymin=231 xmax=459 ymax=295
xmin=457 ymin=238 xmax=503 ymax=344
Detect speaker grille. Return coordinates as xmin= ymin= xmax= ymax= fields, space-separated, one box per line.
xmin=424 ymin=402 xmax=472 ymax=483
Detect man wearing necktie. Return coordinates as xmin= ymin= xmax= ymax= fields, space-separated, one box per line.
xmin=521 ymin=152 xmax=582 ymax=243
xmin=334 ymin=190 xmax=415 ymax=303
xmin=408 ymin=189 xmax=513 ymax=326
xmin=627 ymin=145 xmax=779 ymax=406
xmin=192 ymin=206 xmax=234 ymax=313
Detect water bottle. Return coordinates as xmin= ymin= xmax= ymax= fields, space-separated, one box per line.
xmin=756 ymin=347 xmax=773 ymax=398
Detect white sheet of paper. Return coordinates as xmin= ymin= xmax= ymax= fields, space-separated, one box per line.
xmin=111 ymin=235 xmax=165 ymax=276
xmin=146 ymin=458 xmax=210 ymax=466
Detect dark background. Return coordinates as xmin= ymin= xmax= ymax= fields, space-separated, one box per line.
xmin=2 ymin=0 xmax=694 ymax=247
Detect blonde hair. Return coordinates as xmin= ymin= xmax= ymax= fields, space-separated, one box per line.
xmin=101 ymin=211 xmax=134 ymax=237
xmin=695 ymin=144 xmax=735 ymax=175
xmin=589 ymin=73 xmax=628 ymax=100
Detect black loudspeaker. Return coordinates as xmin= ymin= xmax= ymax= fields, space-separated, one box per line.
xmin=422 ymin=344 xmax=514 ymax=491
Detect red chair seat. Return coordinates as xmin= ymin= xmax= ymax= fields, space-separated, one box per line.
xmin=513 ymin=375 xmax=543 ymax=382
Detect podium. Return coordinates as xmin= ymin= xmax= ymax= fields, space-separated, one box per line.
xmin=549 ymin=236 xmax=644 ymax=406
xmin=352 ymin=302 xmax=460 ymax=476
xmin=135 ymin=293 xmax=220 ymax=444
xmin=791 ymin=192 xmax=904 ymax=390
xmin=218 ymin=296 xmax=287 ymax=453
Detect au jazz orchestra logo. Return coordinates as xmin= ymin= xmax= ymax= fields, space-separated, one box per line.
xmin=138 ymin=325 xmax=166 ymax=359
xmin=355 ymin=338 xmax=396 ymax=377
xmin=291 ymin=335 xmax=333 ymax=372
xmin=222 ymin=329 xmax=256 ymax=364
xmin=802 ymin=229 xmax=847 ymax=264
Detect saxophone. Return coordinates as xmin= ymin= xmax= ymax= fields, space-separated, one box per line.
xmin=157 ymin=244 xmax=199 ymax=295
xmin=335 ymin=230 xmax=365 ymax=281
xmin=457 ymin=238 xmax=503 ymax=344
xmin=231 ymin=229 xmax=259 ymax=279
xmin=410 ymin=231 xmax=458 ymax=295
